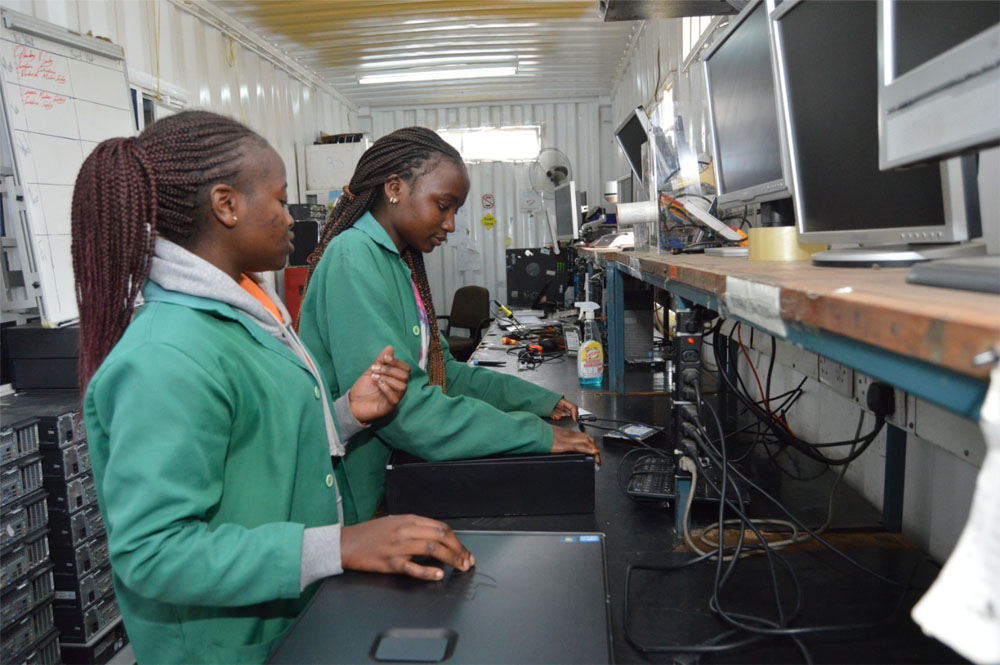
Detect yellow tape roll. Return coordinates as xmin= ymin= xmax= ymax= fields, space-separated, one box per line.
xmin=748 ymin=226 xmax=826 ymax=262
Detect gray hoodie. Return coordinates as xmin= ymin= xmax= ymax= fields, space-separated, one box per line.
xmin=149 ymin=238 xmax=352 ymax=589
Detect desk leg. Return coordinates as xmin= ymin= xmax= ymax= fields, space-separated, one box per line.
xmin=883 ymin=424 xmax=906 ymax=532
xmin=606 ymin=265 xmax=625 ymax=394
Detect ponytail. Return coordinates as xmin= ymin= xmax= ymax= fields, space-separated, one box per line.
xmin=71 ymin=110 xmax=265 ymax=391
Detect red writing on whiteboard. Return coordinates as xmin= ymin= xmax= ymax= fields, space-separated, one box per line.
xmin=14 ymin=45 xmax=67 ymax=84
xmin=21 ymin=90 xmax=69 ymax=110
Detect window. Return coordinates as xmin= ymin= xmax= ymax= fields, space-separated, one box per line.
xmin=682 ymin=15 xmax=716 ymax=61
xmin=437 ymin=126 xmax=541 ymax=162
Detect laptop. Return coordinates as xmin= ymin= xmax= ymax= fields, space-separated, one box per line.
xmin=269 ymin=531 xmax=612 ymax=664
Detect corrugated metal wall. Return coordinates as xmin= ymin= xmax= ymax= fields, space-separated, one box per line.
xmin=0 ymin=0 xmax=357 ymax=203
xmin=364 ymin=101 xmax=605 ymax=315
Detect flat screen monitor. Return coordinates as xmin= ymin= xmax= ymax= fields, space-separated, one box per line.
xmin=878 ymin=1 xmax=1000 ymax=170
xmin=614 ymin=107 xmax=652 ymax=189
xmin=771 ymin=0 xmax=983 ymax=266
xmin=704 ymin=0 xmax=793 ymax=220
xmin=554 ymin=180 xmax=580 ymax=241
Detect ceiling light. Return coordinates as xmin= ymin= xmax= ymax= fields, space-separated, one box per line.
xmin=359 ymin=66 xmax=517 ymax=85
xmin=360 ymin=55 xmax=516 ymax=70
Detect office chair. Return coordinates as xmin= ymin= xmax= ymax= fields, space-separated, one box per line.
xmin=437 ymin=285 xmax=491 ymax=362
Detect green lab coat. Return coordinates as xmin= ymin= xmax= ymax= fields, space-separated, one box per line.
xmin=84 ymin=283 xmax=340 ymax=664
xmin=297 ymin=212 xmax=562 ymax=525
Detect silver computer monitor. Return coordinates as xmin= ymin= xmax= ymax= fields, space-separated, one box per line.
xmin=771 ymin=0 xmax=983 ymax=266
xmin=704 ymin=0 xmax=794 ymax=224
xmin=878 ymin=0 xmax=1000 ymax=170
xmin=554 ymin=180 xmax=580 ymax=241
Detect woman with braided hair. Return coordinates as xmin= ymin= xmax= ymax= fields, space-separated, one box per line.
xmin=297 ymin=126 xmax=600 ymax=525
xmin=72 ymin=111 xmax=473 ymax=664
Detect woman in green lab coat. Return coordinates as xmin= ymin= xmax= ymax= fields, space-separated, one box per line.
xmin=71 ymin=111 xmax=473 ymax=664
xmin=296 ymin=127 xmax=600 ymax=525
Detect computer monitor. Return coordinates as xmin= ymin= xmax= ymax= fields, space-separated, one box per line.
xmin=878 ymin=0 xmax=1000 ymax=170
xmin=771 ymin=0 xmax=983 ymax=267
xmin=704 ymin=0 xmax=795 ymax=226
xmin=554 ymin=180 xmax=580 ymax=241
xmin=614 ymin=107 xmax=652 ymax=191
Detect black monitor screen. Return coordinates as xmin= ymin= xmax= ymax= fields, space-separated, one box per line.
xmin=777 ymin=0 xmax=944 ymax=235
xmin=615 ymin=109 xmax=650 ymax=183
xmin=706 ymin=1 xmax=783 ymax=195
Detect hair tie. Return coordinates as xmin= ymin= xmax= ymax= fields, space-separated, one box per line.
xmin=342 ymin=185 xmax=356 ymax=202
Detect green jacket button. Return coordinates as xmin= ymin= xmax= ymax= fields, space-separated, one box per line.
xmin=314 ymin=386 xmax=321 ymax=399
xmin=326 ymin=473 xmax=334 ymax=488
xmin=412 ymin=325 xmax=420 ymax=336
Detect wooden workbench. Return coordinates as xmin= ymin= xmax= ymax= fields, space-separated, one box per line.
xmin=581 ymin=248 xmax=1000 ymax=420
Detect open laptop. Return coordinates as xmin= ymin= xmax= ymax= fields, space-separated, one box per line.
xmin=269 ymin=531 xmax=612 ymax=664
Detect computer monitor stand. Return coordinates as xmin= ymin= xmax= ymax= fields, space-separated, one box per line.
xmin=811 ymin=241 xmax=987 ymax=268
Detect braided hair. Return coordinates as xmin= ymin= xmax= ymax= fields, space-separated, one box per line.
xmin=71 ymin=110 xmax=267 ymax=392
xmin=302 ymin=127 xmax=463 ymax=391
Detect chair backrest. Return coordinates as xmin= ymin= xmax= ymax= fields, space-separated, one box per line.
xmin=449 ymin=285 xmax=490 ymax=332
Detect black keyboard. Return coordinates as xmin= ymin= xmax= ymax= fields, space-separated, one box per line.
xmin=627 ymin=453 xmax=751 ymax=506
xmin=626 ymin=454 xmax=677 ymax=501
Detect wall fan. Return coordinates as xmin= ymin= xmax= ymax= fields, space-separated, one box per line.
xmin=528 ymin=147 xmax=573 ymax=252
xmin=529 ymin=147 xmax=572 ymax=194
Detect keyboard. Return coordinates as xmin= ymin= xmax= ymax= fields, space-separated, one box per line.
xmin=626 ymin=453 xmax=751 ymax=506
xmin=626 ymin=454 xmax=677 ymax=501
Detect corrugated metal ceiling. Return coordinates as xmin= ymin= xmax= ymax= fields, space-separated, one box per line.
xmin=210 ymin=0 xmax=641 ymax=108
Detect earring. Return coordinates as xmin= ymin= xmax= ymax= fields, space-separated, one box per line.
xmin=232 ymin=215 xmax=238 ymax=222
xmin=389 ymin=197 xmax=398 ymax=204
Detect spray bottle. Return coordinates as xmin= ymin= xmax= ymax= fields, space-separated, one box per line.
xmin=575 ymin=301 xmax=603 ymax=386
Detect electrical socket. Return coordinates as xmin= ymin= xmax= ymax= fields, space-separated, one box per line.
xmin=818 ymin=356 xmax=854 ymax=398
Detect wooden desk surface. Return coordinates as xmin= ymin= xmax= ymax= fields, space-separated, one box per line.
xmin=582 ymin=248 xmax=1000 ymax=380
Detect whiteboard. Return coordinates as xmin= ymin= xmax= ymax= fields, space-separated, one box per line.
xmin=0 ymin=8 xmax=135 ymax=325
xmin=305 ymin=142 xmax=367 ymax=193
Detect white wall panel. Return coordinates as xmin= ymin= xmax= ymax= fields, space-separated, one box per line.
xmin=1 ymin=0 xmax=357 ymax=204
xmin=367 ymin=100 xmax=603 ymax=316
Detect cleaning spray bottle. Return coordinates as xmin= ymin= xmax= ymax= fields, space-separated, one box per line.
xmin=575 ymin=301 xmax=603 ymax=387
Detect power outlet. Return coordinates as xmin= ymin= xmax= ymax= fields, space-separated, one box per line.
xmin=672 ymin=311 xmax=703 ymax=444
xmin=818 ymin=356 xmax=854 ymax=398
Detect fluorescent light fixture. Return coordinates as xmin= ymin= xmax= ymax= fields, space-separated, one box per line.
xmin=360 ymin=54 xmax=516 ymax=70
xmin=359 ymin=66 xmax=516 ymax=85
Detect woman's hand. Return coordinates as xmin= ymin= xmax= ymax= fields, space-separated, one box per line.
xmin=341 ymin=515 xmax=475 ymax=581
xmin=550 ymin=426 xmax=601 ymax=466
xmin=549 ymin=397 xmax=579 ymax=421
xmin=348 ymin=345 xmax=411 ymax=424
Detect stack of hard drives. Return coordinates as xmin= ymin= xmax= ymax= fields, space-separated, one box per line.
xmin=0 ymin=391 xmax=129 ymax=665
xmin=1 ymin=413 xmax=59 ymax=664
